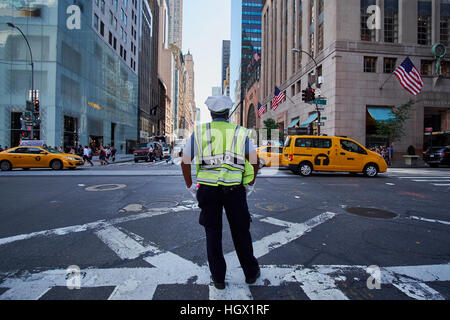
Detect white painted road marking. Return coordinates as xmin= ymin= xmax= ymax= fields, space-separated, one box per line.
xmin=1 ymin=263 xmax=450 ymax=300
xmin=1 ymin=203 xmax=449 ymax=300
xmin=407 ymin=216 xmax=450 ymax=226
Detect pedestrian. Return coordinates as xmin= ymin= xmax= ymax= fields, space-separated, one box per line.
xmin=83 ymin=146 xmax=94 ymax=166
xmin=167 ymin=142 xmax=174 ymax=163
xmin=106 ymin=146 xmax=112 ymax=161
xmin=148 ymin=144 xmax=154 ymax=162
xmin=111 ymin=145 xmax=117 ymax=163
xmin=0 ymin=146 xmax=3 ymax=152
xmin=181 ymin=95 xmax=260 ymax=290
xmin=389 ymin=143 xmax=394 ymax=166
xmin=59 ymin=146 xmax=63 ymax=153
xmin=99 ymin=146 xmax=109 ymax=165
xmin=69 ymin=146 xmax=75 ymax=154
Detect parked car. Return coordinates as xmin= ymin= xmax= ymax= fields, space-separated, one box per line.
xmin=282 ymin=135 xmax=388 ymax=177
xmin=133 ymin=142 xmax=163 ymax=163
xmin=423 ymin=146 xmax=450 ymax=168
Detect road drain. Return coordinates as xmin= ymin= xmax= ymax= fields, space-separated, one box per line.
xmin=345 ymin=207 xmax=397 ymax=219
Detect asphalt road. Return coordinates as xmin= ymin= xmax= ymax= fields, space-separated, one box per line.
xmin=0 ymin=162 xmax=449 ymax=301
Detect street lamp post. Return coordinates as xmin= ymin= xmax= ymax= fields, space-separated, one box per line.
xmin=7 ymin=22 xmax=34 ymax=105
xmin=7 ymin=22 xmax=38 ymax=140
xmin=292 ymin=48 xmax=322 ymax=136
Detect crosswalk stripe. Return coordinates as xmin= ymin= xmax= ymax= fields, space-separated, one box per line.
xmin=433 ymin=184 xmax=450 ymax=186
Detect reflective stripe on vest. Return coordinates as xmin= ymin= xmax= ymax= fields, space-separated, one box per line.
xmin=194 ymin=123 xmax=253 ymax=187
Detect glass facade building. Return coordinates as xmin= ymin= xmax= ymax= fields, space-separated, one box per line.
xmin=230 ymin=0 xmax=263 ymax=114
xmin=0 ymin=0 xmax=138 ymax=153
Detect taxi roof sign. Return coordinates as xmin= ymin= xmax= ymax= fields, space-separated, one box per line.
xmin=19 ymin=140 xmax=45 ymax=147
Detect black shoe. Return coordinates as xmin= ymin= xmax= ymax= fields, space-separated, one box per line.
xmin=245 ymin=269 xmax=261 ymax=285
xmin=211 ymin=278 xmax=226 ymax=290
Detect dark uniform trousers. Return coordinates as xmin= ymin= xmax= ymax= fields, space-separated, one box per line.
xmin=197 ymin=184 xmax=259 ymax=283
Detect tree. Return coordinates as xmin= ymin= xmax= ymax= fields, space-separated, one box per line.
xmin=263 ymin=118 xmax=280 ymax=142
xmin=375 ymin=100 xmax=416 ymax=145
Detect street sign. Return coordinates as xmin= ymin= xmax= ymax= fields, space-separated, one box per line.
xmin=313 ymin=99 xmax=327 ymax=105
xmin=316 ymin=107 xmax=325 ymax=111
xmin=317 ymin=122 xmax=325 ymax=126
xmin=321 ymin=117 xmax=328 ymax=120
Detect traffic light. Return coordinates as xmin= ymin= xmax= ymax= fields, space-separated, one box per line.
xmin=26 ymin=100 xmax=34 ymax=111
xmin=303 ymin=87 xmax=316 ymax=103
xmin=34 ymin=100 xmax=40 ymax=112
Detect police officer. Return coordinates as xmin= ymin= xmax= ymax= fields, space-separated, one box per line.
xmin=181 ymin=95 xmax=260 ymax=290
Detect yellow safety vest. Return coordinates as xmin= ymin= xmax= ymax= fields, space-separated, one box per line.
xmin=194 ymin=122 xmax=255 ymax=187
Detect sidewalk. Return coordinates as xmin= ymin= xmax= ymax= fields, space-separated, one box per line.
xmin=89 ymin=154 xmax=134 ymax=165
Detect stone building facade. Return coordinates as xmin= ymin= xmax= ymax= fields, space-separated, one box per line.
xmin=260 ymin=0 xmax=450 ymax=157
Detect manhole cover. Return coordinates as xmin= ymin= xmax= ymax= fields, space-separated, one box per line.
xmin=346 ymin=207 xmax=397 ymax=219
xmin=85 ymin=184 xmax=127 ymax=192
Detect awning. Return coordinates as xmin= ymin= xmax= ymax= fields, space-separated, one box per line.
xmin=288 ymin=118 xmax=300 ymax=128
xmin=300 ymin=113 xmax=318 ymax=128
xmin=367 ymin=107 xmax=395 ymax=122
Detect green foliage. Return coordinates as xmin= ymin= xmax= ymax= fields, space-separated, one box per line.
xmin=375 ymin=100 xmax=416 ymax=144
xmin=263 ymin=118 xmax=285 ymax=142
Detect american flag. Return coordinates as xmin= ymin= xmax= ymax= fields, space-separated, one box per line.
xmin=272 ymin=87 xmax=285 ymax=111
xmin=393 ymin=57 xmax=424 ymax=96
xmin=257 ymin=103 xmax=265 ymax=118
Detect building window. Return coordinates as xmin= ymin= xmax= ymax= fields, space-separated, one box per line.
xmin=291 ymin=84 xmax=296 ymax=97
xmin=364 ymin=57 xmax=377 ymax=73
xmin=113 ymin=37 xmax=117 ymax=50
xmin=418 ymin=1 xmax=432 ymax=45
xmin=442 ymin=61 xmax=450 ymax=77
xmin=309 ymin=0 xmax=315 ymax=57
xmin=361 ymin=0 xmax=376 ymax=41
xmin=421 ymin=60 xmax=433 ymax=76
xmin=109 ymin=11 xmax=113 ymax=25
xmin=441 ymin=1 xmax=450 ymax=46
xmin=124 ymin=49 xmax=127 ymax=61
xmin=109 ymin=31 xmax=113 ymax=45
xmin=101 ymin=0 xmax=105 ymax=14
xmin=318 ymin=0 xmax=324 ymax=51
xmin=384 ymin=0 xmax=398 ymax=43
xmin=120 ymin=45 xmax=123 ymax=57
xmin=94 ymin=14 xmax=99 ymax=31
xmin=100 ymin=21 xmax=105 ymax=37
xmin=296 ymin=80 xmax=301 ymax=94
xmin=114 ymin=0 xmax=118 ymax=11
xmin=384 ymin=58 xmax=397 ymax=73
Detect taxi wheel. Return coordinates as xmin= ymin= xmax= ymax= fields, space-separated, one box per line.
xmin=0 ymin=160 xmax=12 ymax=171
xmin=364 ymin=163 xmax=379 ymax=177
xmin=50 ymin=160 xmax=63 ymax=170
xmin=298 ymin=162 xmax=313 ymax=177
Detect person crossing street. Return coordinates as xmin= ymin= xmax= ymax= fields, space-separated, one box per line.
xmin=181 ymin=95 xmax=260 ymax=290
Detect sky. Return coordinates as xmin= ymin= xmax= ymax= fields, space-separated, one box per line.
xmin=182 ymin=0 xmax=231 ymax=123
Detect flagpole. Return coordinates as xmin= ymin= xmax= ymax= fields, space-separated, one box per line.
xmin=380 ymin=72 xmax=395 ymax=91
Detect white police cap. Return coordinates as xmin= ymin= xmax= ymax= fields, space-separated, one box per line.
xmin=205 ymin=95 xmax=234 ymax=114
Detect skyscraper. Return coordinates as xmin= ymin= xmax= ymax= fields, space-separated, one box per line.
xmin=221 ymin=40 xmax=231 ymax=95
xmin=167 ymin=0 xmax=183 ymax=49
xmin=230 ymin=0 xmax=263 ymax=125
xmin=0 ymin=0 xmax=139 ymax=152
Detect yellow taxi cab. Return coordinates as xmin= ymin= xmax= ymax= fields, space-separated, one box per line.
xmin=282 ymin=135 xmax=388 ymax=177
xmin=0 ymin=142 xmax=84 ymax=171
xmin=256 ymin=145 xmax=284 ymax=168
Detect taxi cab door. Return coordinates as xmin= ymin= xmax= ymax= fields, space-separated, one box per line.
xmin=19 ymin=147 xmax=48 ymax=167
xmin=8 ymin=147 xmax=29 ymax=167
xmin=310 ymin=138 xmax=336 ymax=171
xmin=337 ymin=139 xmax=367 ymax=171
